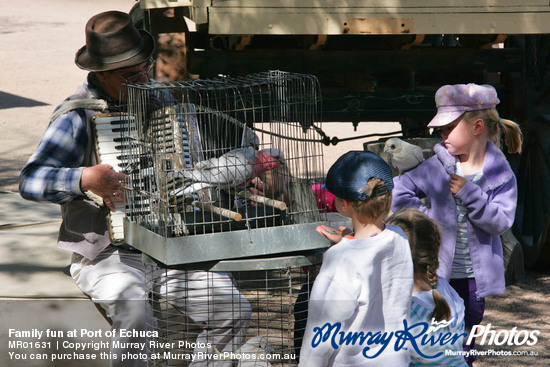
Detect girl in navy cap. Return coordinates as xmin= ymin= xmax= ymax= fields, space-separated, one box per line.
xmin=391 ymin=83 xmax=523 ymax=365
xmin=299 ymin=151 xmax=413 ymax=367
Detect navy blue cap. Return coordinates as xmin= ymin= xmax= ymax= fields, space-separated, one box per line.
xmin=324 ymin=151 xmax=394 ymax=201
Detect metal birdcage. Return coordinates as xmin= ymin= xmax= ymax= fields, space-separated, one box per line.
xmin=120 ymin=71 xmax=330 ymax=264
xmin=144 ymin=254 xmax=321 ymax=367
xmin=113 ymin=71 xmax=329 ymax=367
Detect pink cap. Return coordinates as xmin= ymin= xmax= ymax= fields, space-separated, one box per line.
xmin=428 ymin=83 xmax=500 ymax=128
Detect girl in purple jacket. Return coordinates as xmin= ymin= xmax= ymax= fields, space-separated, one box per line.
xmin=391 ymin=83 xmax=523 ymax=366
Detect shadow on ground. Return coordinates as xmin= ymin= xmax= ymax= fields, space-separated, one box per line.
xmin=0 ymin=157 xmax=25 ymax=192
xmin=0 ymin=91 xmax=48 ymax=109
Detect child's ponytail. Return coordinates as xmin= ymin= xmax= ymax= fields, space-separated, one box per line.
xmin=464 ymin=109 xmax=523 ymax=154
xmin=498 ymin=117 xmax=523 ymax=154
xmin=387 ymin=209 xmax=453 ymax=322
xmin=427 ymin=265 xmax=451 ymax=321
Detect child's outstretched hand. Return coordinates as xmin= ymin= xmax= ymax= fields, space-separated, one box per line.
xmin=449 ymin=174 xmax=467 ymax=194
xmin=316 ymin=225 xmax=351 ymax=244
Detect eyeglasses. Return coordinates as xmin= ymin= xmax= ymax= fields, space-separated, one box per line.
xmin=120 ymin=59 xmax=156 ymax=83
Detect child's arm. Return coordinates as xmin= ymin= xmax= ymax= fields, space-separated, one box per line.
xmin=391 ymin=173 xmax=430 ymax=214
xmin=299 ymin=254 xmax=358 ymax=366
xmin=454 ymin=176 xmax=517 ymax=236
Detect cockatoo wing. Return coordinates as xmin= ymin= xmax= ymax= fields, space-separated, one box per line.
xmin=183 ymin=148 xmax=255 ymax=185
xmin=412 ymin=144 xmax=425 ymax=165
xmin=194 ymin=156 xmax=220 ymax=170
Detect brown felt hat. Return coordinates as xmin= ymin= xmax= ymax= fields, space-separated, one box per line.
xmin=75 ymin=11 xmax=155 ymax=72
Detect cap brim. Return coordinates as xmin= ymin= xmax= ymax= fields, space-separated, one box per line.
xmin=75 ymin=30 xmax=155 ymax=72
xmin=427 ymin=110 xmax=464 ymax=128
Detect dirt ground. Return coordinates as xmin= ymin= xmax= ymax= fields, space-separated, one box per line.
xmin=0 ymin=1 xmax=548 ymax=366
xmin=475 ymin=271 xmax=550 ymax=366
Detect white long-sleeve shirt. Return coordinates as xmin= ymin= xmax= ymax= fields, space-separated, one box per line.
xmin=299 ymin=225 xmax=414 ymax=367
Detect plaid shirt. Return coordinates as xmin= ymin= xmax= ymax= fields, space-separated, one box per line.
xmin=19 ymin=74 xmax=117 ymax=204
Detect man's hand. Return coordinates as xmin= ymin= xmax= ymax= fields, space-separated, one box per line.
xmin=450 ymin=174 xmax=467 ymax=195
xmin=81 ymin=164 xmax=127 ymax=210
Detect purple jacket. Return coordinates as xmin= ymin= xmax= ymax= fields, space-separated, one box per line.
xmin=392 ymin=141 xmax=517 ymax=298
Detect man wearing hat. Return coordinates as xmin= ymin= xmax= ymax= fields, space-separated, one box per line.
xmin=19 ymin=11 xmax=251 ymax=366
xmin=299 ymin=151 xmax=413 ymax=366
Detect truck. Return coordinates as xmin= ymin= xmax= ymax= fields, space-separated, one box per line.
xmin=133 ymin=0 xmax=550 ymax=271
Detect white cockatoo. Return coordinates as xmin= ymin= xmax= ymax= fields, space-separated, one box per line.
xmin=170 ymin=147 xmax=285 ymax=189
xmin=383 ymin=138 xmax=425 ymax=174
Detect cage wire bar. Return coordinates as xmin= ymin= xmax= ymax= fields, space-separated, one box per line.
xmin=116 ymin=71 xmax=329 ymax=366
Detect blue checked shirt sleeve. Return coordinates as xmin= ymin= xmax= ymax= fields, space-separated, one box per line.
xmin=19 ymin=110 xmax=89 ymax=204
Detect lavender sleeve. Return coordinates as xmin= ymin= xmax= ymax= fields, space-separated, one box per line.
xmin=391 ymin=170 xmax=430 ymax=215
xmin=454 ymin=176 xmax=517 ymax=236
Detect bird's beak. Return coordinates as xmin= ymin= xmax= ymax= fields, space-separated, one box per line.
xmin=383 ymin=145 xmax=389 ymax=152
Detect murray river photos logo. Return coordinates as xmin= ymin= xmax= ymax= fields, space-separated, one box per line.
xmin=309 ymin=319 xmax=540 ymax=360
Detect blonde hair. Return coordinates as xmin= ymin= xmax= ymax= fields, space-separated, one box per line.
xmin=349 ymin=178 xmax=392 ymax=221
xmin=387 ymin=208 xmax=451 ymax=321
xmin=463 ymin=108 xmax=523 ymax=154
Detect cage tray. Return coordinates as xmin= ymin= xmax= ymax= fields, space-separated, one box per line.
xmin=124 ymin=218 xmax=330 ymax=265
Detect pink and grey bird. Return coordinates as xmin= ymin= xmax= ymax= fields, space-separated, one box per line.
xmin=171 ymin=147 xmax=285 ymax=187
